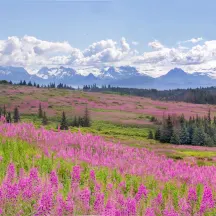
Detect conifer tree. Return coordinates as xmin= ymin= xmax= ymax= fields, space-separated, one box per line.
xmin=38 ymin=103 xmax=43 ymax=118
xmin=6 ymin=112 xmax=12 ymax=123
xmin=214 ymin=116 xmax=216 ymax=125
xmin=0 ymin=107 xmax=2 ymax=118
xmin=192 ymin=127 xmax=206 ymax=146
xmin=170 ymin=130 xmax=180 ymax=144
xmin=60 ymin=111 xmax=68 ymax=130
xmin=73 ymin=116 xmax=78 ymax=127
xmin=207 ymin=108 xmax=211 ymax=124
xmin=42 ymin=112 xmax=48 ymax=125
xmin=154 ymin=127 xmax=161 ymax=140
xmin=179 ymin=125 xmax=190 ymax=144
xmin=148 ymin=130 xmax=154 ymax=139
xmin=78 ymin=116 xmax=82 ymax=127
xmin=83 ymin=106 xmax=91 ymax=127
xmin=3 ymin=105 xmax=6 ymax=117
xmin=13 ymin=107 xmax=20 ymax=123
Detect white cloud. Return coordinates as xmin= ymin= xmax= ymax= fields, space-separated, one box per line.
xmin=2 ymin=35 xmax=216 ymax=77
xmin=148 ymin=40 xmax=164 ymax=50
xmin=180 ymin=37 xmax=203 ymax=44
xmin=120 ymin=37 xmax=130 ymax=52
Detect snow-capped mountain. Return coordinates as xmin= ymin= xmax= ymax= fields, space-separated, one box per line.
xmin=1 ymin=66 xmax=216 ymax=89
xmin=100 ymin=66 xmax=139 ymax=80
xmin=0 ymin=66 xmax=32 ymax=82
xmin=37 ymin=66 xmax=77 ymax=79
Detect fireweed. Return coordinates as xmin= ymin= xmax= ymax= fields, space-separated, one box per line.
xmin=0 ymin=122 xmax=215 ymax=215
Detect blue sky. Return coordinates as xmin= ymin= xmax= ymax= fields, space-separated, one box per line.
xmin=1 ymin=0 xmax=216 ymax=76
xmin=1 ymin=0 xmax=215 ymax=50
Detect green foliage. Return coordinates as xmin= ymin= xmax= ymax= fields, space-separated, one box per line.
xmin=60 ymin=111 xmax=68 ymax=130
xmin=42 ymin=111 xmax=48 ymax=125
xmin=38 ymin=103 xmax=43 ymax=118
xmin=156 ymin=113 xmax=216 ymax=147
xmin=148 ymin=130 xmax=154 ymax=139
xmin=13 ymin=106 xmax=20 ymax=123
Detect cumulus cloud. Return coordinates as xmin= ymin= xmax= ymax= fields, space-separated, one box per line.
xmin=120 ymin=37 xmax=130 ymax=52
xmin=2 ymin=35 xmax=216 ymax=77
xmin=0 ymin=36 xmax=83 ymax=67
xmin=180 ymin=37 xmax=203 ymax=44
xmin=148 ymin=40 xmax=164 ymax=50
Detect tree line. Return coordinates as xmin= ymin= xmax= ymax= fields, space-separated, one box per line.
xmin=0 ymin=80 xmax=75 ymax=90
xmin=83 ymin=84 xmax=216 ymax=105
xmin=149 ymin=110 xmax=216 ymax=147
xmin=0 ymin=104 xmax=91 ymax=130
xmin=0 ymin=105 xmax=20 ymax=123
xmin=38 ymin=103 xmax=91 ymax=129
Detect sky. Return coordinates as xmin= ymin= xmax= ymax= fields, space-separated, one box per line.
xmin=1 ymin=0 xmax=216 ymax=76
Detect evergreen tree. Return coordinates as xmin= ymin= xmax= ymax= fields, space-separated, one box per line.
xmin=192 ymin=127 xmax=206 ymax=146
xmin=214 ymin=116 xmax=216 ymax=125
xmin=38 ymin=103 xmax=43 ymax=118
xmin=159 ymin=115 xmax=173 ymax=143
xmin=154 ymin=127 xmax=161 ymax=140
xmin=170 ymin=130 xmax=180 ymax=144
xmin=147 ymin=130 xmax=154 ymax=139
xmin=6 ymin=112 xmax=12 ymax=123
xmin=60 ymin=111 xmax=68 ymax=130
xmin=78 ymin=116 xmax=84 ymax=127
xmin=42 ymin=112 xmax=48 ymax=125
xmin=73 ymin=116 xmax=78 ymax=127
xmin=207 ymin=108 xmax=211 ymax=124
xmin=3 ymin=105 xmax=6 ymax=117
xmin=0 ymin=107 xmax=2 ymax=118
xmin=83 ymin=106 xmax=91 ymax=127
xmin=13 ymin=107 xmax=20 ymax=123
xmin=179 ymin=126 xmax=190 ymax=144
xmin=204 ymin=135 xmax=214 ymax=147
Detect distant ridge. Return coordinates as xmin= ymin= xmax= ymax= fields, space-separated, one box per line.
xmin=0 ymin=66 xmax=215 ymax=90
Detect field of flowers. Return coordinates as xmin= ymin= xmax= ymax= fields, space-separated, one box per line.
xmin=0 ymin=118 xmax=216 ymax=215
xmin=1 ymin=84 xmax=215 ymax=126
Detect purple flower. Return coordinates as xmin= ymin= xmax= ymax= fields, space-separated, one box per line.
xmin=50 ymin=170 xmax=58 ymax=190
xmin=79 ymin=188 xmax=91 ymax=211
xmin=94 ymin=192 xmax=104 ymax=214
xmin=71 ymin=165 xmax=80 ymax=184
xmin=200 ymin=186 xmax=214 ymax=214
xmin=90 ymin=170 xmax=96 ymax=181
xmin=145 ymin=207 xmax=155 ymax=216
xmin=135 ymin=184 xmax=148 ymax=202
xmin=188 ymin=187 xmax=197 ymax=202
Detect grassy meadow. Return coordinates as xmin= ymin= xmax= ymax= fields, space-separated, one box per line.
xmin=0 ymin=84 xmax=216 ymax=215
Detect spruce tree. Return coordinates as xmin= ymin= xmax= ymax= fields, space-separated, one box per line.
xmin=38 ymin=103 xmax=43 ymax=118
xmin=42 ymin=112 xmax=48 ymax=125
xmin=3 ymin=105 xmax=6 ymax=117
xmin=154 ymin=127 xmax=161 ymax=140
xmin=6 ymin=112 xmax=12 ymax=123
xmin=207 ymin=108 xmax=211 ymax=124
xmin=192 ymin=127 xmax=206 ymax=146
xmin=13 ymin=107 xmax=20 ymax=123
xmin=214 ymin=116 xmax=216 ymax=125
xmin=179 ymin=126 xmax=190 ymax=144
xmin=60 ymin=111 xmax=68 ymax=130
xmin=170 ymin=130 xmax=180 ymax=144
xmin=83 ymin=106 xmax=91 ymax=127
xmin=148 ymin=130 xmax=154 ymax=139
xmin=73 ymin=116 xmax=78 ymax=127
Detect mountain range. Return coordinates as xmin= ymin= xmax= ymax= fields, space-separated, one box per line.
xmin=0 ymin=66 xmax=215 ymax=90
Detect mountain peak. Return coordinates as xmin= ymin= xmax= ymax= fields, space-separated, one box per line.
xmin=166 ymin=68 xmax=187 ymax=76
